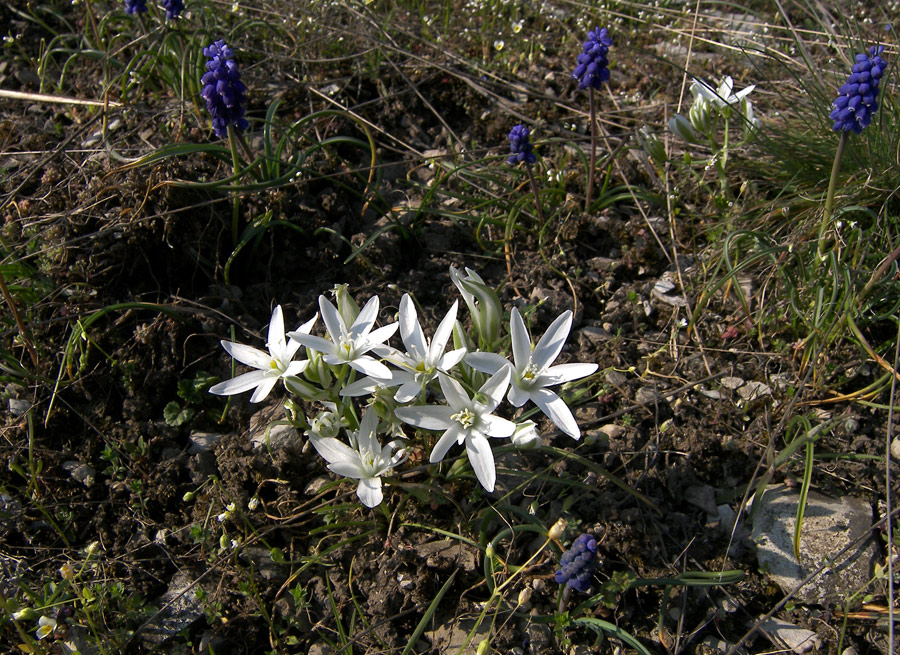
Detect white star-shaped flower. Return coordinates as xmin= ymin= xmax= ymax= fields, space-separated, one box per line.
xmin=309 ymin=407 xmax=406 ymax=508
xmin=691 ymin=76 xmax=755 ymax=108
xmin=288 ymin=295 xmax=397 ymax=379
xmin=209 ymin=306 xmax=316 ymax=403
xmin=394 ymin=368 xmax=514 ymax=492
xmin=343 ymin=294 xmax=466 ymax=401
xmin=466 ymin=308 xmax=597 ymax=439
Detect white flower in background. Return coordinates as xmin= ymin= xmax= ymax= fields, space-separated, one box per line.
xmin=209 ymin=306 xmax=316 ymax=403
xmin=309 ymin=407 xmax=406 ymax=508
xmin=467 ymin=309 xmax=597 ymax=439
xmin=395 ymin=368 xmax=514 ymax=493
xmin=305 ymin=402 xmax=345 ymax=440
xmin=217 ymin=502 xmax=236 ymax=522
xmin=690 ymin=76 xmax=755 ymax=108
xmin=36 ymin=616 xmax=56 ymax=640
xmin=511 ymin=420 xmax=542 ymax=448
xmin=288 ymin=295 xmax=397 ymax=379
xmin=358 ymin=294 xmax=466 ymax=402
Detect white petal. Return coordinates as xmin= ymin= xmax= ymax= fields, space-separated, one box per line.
xmin=731 ymin=84 xmax=755 ymax=103
xmin=510 ymin=308 xmax=533 ymax=370
xmin=466 ymin=432 xmax=496 ymax=492
xmin=480 ymin=414 xmax=516 ymax=438
xmin=428 ymin=301 xmax=458 ymax=363
xmin=283 ymin=360 xmax=310 ymax=377
xmin=507 ymin=383 xmax=530 ymax=407
xmin=399 ymin=294 xmax=427 ymax=359
xmin=310 ymin=435 xmax=359 ymax=466
xmin=395 ymin=405 xmax=455 ymax=431
xmin=437 ymin=373 xmax=471 ymax=410
xmin=249 ymin=376 xmax=280 ymax=403
xmin=328 ymin=460 xmax=367 ymax=478
xmin=438 ymin=347 xmax=467 ymax=371
xmin=209 ymin=370 xmax=269 ymax=396
xmin=350 ymin=295 xmax=380 ymax=340
xmin=355 ymin=408 xmax=380 ymax=455
xmin=538 ymin=362 xmax=598 ymax=386
xmin=287 ymin=332 xmax=334 ymax=356
xmin=267 ymin=305 xmax=285 ymax=352
xmin=531 ymin=310 xmax=572 ymax=370
xmin=221 ymin=341 xmax=271 ymax=370
xmin=319 ymin=296 xmax=346 ymax=343
xmin=349 ymin=355 xmax=393 ymax=379
xmin=531 ymin=388 xmax=580 ymax=439
xmin=357 ymin=477 xmax=384 ymax=508
xmin=479 ymin=367 xmax=511 ymax=411
xmin=430 ymin=424 xmax=465 ymax=462
xmin=393 ymin=379 xmax=423 ymax=404
xmin=341 ymin=375 xmax=392 ymax=397
xmin=465 ymin=351 xmax=508 ymax=374
xmin=364 ymin=322 xmax=399 ymax=348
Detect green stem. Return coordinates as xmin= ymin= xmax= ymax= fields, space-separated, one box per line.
xmin=227 ymin=124 xmax=244 ymax=245
xmin=818 ymin=131 xmax=849 ymax=260
xmin=586 ymin=87 xmax=597 ymax=211
xmin=525 ymin=165 xmax=544 ymax=224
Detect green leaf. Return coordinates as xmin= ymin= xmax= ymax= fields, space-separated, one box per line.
xmin=164 ymin=402 xmax=194 ymax=427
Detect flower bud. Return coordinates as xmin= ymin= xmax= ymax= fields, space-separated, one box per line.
xmin=668 ymin=114 xmax=698 ymax=143
xmin=548 ymin=518 xmax=567 ymax=541
xmin=688 ymin=100 xmax=713 ymax=134
xmin=511 ymin=421 xmax=541 ymax=448
xmin=183 ymin=490 xmax=196 ymax=502
xmin=450 ymin=267 xmax=501 ymax=349
xmin=639 ymin=126 xmax=666 ymax=165
xmin=332 ymin=284 xmax=360 ymax=327
xmin=476 ymin=638 xmax=491 ymax=655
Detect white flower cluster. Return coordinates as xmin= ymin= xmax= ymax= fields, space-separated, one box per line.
xmin=210 ymin=267 xmax=597 ymax=506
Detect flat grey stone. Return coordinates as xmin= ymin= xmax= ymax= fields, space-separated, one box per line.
xmin=426 ymin=616 xmax=489 ymax=654
xmin=751 ymin=485 xmax=878 ymax=605
xmin=757 ymin=616 xmax=821 ymax=654
xmin=141 ymin=570 xmax=206 ymax=646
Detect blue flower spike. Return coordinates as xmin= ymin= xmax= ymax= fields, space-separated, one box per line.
xmin=125 ymin=0 xmax=147 ymax=14
xmin=507 ymin=124 xmax=536 ymax=166
xmin=554 ymin=533 xmax=599 ymax=593
xmin=572 ymin=28 xmax=612 ymax=91
xmin=201 ymin=40 xmax=250 ymax=139
xmin=830 ymin=45 xmax=888 ymax=134
xmin=163 ymin=0 xmax=184 ymax=19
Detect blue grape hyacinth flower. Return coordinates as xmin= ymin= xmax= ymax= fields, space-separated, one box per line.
xmin=830 ymin=45 xmax=888 ymax=134
xmin=572 ymin=28 xmax=612 ymax=91
xmin=201 ymin=40 xmax=249 ymax=139
xmin=554 ymin=533 xmax=598 ymax=592
xmin=163 ymin=0 xmax=184 ymax=19
xmin=125 ymin=0 xmax=147 ymax=14
xmin=507 ymin=124 xmax=536 ymax=165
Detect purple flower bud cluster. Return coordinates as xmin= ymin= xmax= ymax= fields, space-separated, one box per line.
xmin=163 ymin=0 xmax=184 ymax=19
xmin=830 ymin=45 xmax=888 ymax=134
xmin=125 ymin=0 xmax=147 ymax=14
xmin=507 ymin=124 xmax=536 ymax=166
xmin=201 ymin=40 xmax=249 ymax=139
xmin=572 ymin=28 xmax=612 ymax=91
xmin=554 ymin=533 xmax=598 ymax=592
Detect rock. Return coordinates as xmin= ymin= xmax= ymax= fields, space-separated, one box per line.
xmin=62 ymin=461 xmax=95 ymax=487
xmin=750 ymin=485 xmax=879 ymax=605
xmin=700 ymin=635 xmax=747 ymax=655
xmin=141 ymin=570 xmax=207 ymax=646
xmin=249 ymin=407 xmax=301 ymax=451
xmin=891 ymin=437 xmax=900 ymax=461
xmin=426 ymin=616 xmax=489 ymax=654
xmin=757 ymin=616 xmax=821 ymax=654
xmin=8 ymin=398 xmax=30 ymax=416
xmin=736 ymin=380 xmax=771 ymax=401
xmin=188 ymin=432 xmax=222 ymax=454
xmin=683 ymin=484 xmax=717 ymax=515
xmin=418 ymin=539 xmax=478 ymax=573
